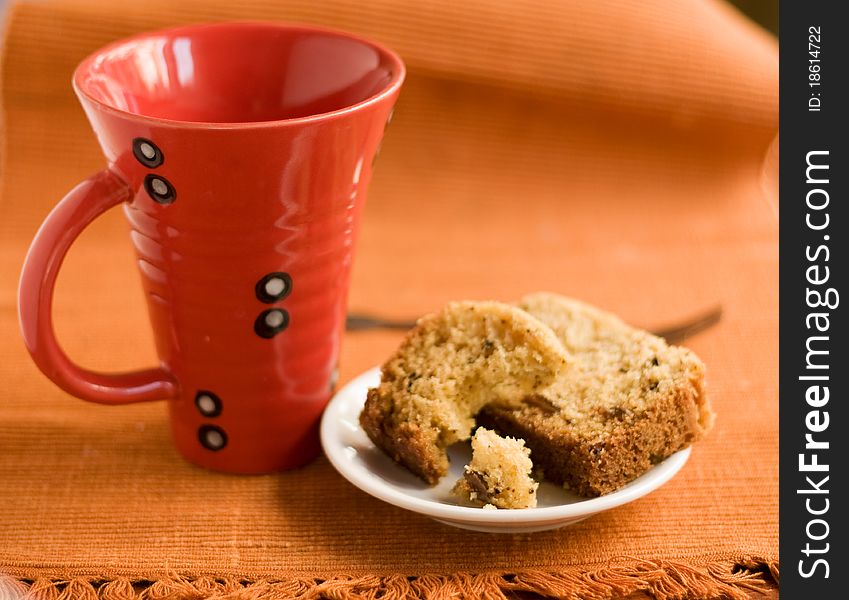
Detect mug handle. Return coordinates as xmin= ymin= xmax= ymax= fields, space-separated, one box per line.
xmin=18 ymin=169 xmax=179 ymax=404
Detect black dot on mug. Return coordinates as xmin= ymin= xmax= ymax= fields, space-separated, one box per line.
xmin=144 ymin=174 xmax=176 ymax=204
xmin=255 ymin=272 xmax=292 ymax=303
xmin=198 ymin=425 xmax=227 ymax=451
xmin=132 ymin=137 xmax=163 ymax=168
xmin=254 ymin=308 xmax=289 ymax=338
xmin=194 ymin=390 xmax=222 ymax=418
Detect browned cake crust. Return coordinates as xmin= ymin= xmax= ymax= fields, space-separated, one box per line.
xmin=360 ymin=387 xmax=447 ymax=484
xmin=478 ymin=386 xmax=705 ymax=496
xmin=359 ymin=301 xmax=568 ymax=485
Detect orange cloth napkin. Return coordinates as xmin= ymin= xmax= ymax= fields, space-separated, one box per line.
xmin=0 ymin=0 xmax=778 ymax=598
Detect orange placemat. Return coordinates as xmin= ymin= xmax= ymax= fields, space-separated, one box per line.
xmin=0 ymin=0 xmax=778 ymax=598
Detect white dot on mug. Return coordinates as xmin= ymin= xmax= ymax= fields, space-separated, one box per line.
xmin=139 ymin=142 xmax=156 ymax=160
xmin=265 ymin=310 xmax=285 ymax=328
xmin=151 ymin=178 xmax=169 ymax=196
xmin=197 ymin=394 xmax=216 ymax=415
xmin=264 ymin=277 xmax=287 ymax=297
xmin=204 ymin=428 xmax=225 ymax=450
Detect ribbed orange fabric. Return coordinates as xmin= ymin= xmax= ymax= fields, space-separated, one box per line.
xmin=0 ymin=0 xmax=777 ymax=598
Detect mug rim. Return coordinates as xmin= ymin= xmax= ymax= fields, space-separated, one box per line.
xmin=72 ymin=21 xmax=406 ymax=130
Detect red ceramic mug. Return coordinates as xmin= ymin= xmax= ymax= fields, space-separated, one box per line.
xmin=18 ymin=22 xmax=404 ymax=473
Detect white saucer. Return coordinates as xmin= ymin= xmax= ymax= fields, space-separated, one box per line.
xmin=320 ymin=367 xmax=691 ymax=533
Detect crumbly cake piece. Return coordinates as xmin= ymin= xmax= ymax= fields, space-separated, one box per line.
xmin=477 ymin=292 xmax=714 ymax=497
xmin=453 ymin=428 xmax=538 ymax=509
xmin=360 ymin=301 xmax=568 ymax=485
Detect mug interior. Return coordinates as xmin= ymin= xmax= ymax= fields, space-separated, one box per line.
xmin=74 ymin=23 xmax=401 ymax=124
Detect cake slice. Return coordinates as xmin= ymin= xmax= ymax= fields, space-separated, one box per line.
xmin=453 ymin=427 xmax=538 ymax=509
xmin=477 ymin=293 xmax=714 ymax=497
xmin=360 ymin=301 xmax=568 ymax=485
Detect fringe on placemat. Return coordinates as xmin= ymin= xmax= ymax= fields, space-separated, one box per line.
xmin=0 ymin=556 xmax=778 ymax=600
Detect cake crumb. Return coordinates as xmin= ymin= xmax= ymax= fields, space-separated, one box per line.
xmin=453 ymin=428 xmax=538 ymax=509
